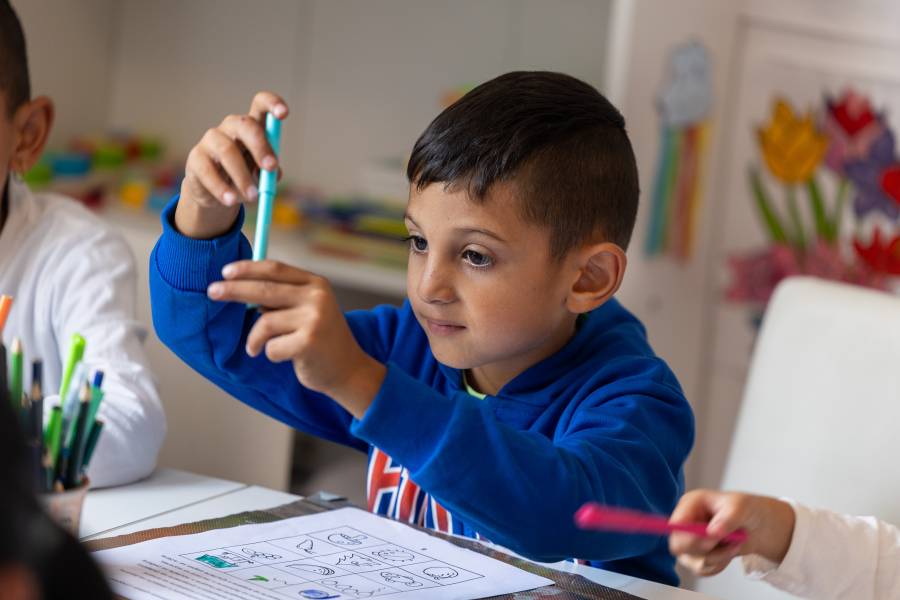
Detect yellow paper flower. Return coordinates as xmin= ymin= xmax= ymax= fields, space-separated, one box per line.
xmin=757 ymin=98 xmax=829 ymax=184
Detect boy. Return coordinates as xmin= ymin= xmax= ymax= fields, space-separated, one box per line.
xmin=0 ymin=1 xmax=165 ymax=487
xmin=150 ymin=73 xmax=694 ymax=585
xmin=670 ymin=489 xmax=900 ymax=598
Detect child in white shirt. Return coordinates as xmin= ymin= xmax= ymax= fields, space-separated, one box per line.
xmin=669 ymin=489 xmax=900 ymax=600
xmin=0 ymin=0 xmax=164 ymax=487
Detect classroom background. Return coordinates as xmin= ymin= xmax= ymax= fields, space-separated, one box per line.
xmin=13 ymin=0 xmax=900 ymax=538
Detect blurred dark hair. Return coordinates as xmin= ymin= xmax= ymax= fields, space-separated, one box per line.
xmin=0 ymin=0 xmax=30 ymax=116
xmin=0 ymin=385 xmax=111 ymax=598
xmin=407 ymin=71 xmax=639 ymax=258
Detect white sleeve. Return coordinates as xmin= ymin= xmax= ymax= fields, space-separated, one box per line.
xmin=742 ymin=501 xmax=900 ymax=599
xmin=50 ymin=227 xmax=166 ymax=488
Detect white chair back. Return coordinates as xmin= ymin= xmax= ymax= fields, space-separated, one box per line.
xmin=697 ymin=277 xmax=900 ymax=599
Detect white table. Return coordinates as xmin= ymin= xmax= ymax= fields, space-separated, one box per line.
xmin=81 ymin=468 xmax=715 ymax=600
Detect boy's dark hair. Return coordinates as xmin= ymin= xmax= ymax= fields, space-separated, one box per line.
xmin=0 ymin=0 xmax=30 ymax=116
xmin=407 ymin=71 xmax=639 ymax=257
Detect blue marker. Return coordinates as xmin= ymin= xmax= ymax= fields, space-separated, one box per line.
xmin=252 ymin=112 xmax=282 ymax=261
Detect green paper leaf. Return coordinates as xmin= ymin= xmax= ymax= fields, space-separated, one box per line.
xmin=806 ymin=176 xmax=831 ymax=241
xmin=749 ymin=168 xmax=789 ymax=244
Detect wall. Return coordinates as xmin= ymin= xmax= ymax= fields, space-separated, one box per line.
xmin=612 ymin=0 xmax=743 ymax=489
xmin=105 ymin=0 xmax=612 ymax=194
xmin=12 ymin=0 xmax=118 ymax=146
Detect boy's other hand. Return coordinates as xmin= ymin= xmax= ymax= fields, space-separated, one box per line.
xmin=668 ymin=490 xmax=795 ymax=577
xmin=175 ymin=91 xmax=289 ymax=240
xmin=207 ymin=260 xmax=386 ymax=418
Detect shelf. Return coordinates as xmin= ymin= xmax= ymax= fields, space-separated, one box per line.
xmin=98 ymin=204 xmax=408 ymax=298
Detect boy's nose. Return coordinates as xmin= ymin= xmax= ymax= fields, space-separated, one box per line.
xmin=416 ymin=261 xmax=456 ymax=305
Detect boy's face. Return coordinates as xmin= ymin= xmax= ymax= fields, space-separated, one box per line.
xmin=405 ymin=182 xmax=579 ymax=390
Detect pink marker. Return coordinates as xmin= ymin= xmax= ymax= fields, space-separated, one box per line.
xmin=574 ymin=503 xmax=748 ymax=545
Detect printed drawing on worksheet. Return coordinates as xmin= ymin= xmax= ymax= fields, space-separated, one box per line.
xmin=184 ymin=524 xmax=482 ymax=597
xmin=93 ymin=507 xmax=552 ymax=600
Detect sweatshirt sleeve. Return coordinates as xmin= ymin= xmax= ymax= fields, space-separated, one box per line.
xmin=148 ymin=196 xmax=366 ymax=450
xmin=743 ymin=502 xmax=900 ymax=599
xmin=350 ymin=359 xmax=692 ymax=563
xmin=49 ymin=226 xmax=165 ymax=488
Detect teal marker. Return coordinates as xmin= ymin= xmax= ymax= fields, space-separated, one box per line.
xmin=252 ymin=112 xmax=282 ymax=261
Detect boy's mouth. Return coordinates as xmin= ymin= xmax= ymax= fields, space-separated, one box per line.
xmin=422 ymin=317 xmax=466 ymax=336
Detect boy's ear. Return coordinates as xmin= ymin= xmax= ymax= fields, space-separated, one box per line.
xmin=565 ymin=242 xmax=627 ymax=314
xmin=10 ymin=96 xmax=54 ymax=174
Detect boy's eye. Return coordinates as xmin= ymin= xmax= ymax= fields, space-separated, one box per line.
xmin=406 ymin=235 xmax=427 ymax=253
xmin=462 ymin=249 xmax=492 ymax=268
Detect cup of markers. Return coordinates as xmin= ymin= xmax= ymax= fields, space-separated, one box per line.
xmin=1 ymin=309 xmax=107 ymax=536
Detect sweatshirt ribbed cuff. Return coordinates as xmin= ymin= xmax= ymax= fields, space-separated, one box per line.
xmin=154 ymin=194 xmax=246 ymax=292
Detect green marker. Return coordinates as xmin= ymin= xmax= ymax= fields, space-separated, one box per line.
xmin=59 ymin=333 xmax=85 ymax=400
xmin=81 ymin=419 xmax=104 ymax=472
xmin=45 ymin=405 xmax=63 ymax=472
xmin=65 ymin=394 xmax=90 ymax=487
xmin=9 ymin=338 xmax=22 ymax=410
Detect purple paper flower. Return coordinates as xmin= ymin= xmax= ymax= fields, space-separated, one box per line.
xmin=844 ymin=129 xmax=900 ymax=219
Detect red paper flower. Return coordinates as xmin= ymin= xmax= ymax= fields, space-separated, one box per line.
xmin=853 ymin=228 xmax=900 ymax=275
xmin=829 ymin=89 xmax=876 ymax=135
xmin=823 ymin=89 xmax=885 ymax=174
xmin=881 ymin=164 xmax=900 ymax=207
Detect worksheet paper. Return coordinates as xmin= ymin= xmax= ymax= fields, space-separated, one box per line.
xmin=92 ymin=507 xmax=553 ymax=600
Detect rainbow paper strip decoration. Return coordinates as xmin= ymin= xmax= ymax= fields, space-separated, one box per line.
xmin=646 ymin=41 xmax=712 ymax=262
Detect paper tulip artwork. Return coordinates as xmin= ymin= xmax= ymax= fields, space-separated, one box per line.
xmin=726 ymin=90 xmax=900 ymax=312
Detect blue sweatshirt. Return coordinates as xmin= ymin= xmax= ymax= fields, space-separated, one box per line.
xmin=149 ymin=198 xmax=694 ymax=586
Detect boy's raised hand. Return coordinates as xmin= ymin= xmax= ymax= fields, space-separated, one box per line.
xmin=668 ymin=490 xmax=796 ymax=577
xmin=207 ymin=259 xmax=387 ymax=419
xmin=175 ymin=91 xmax=289 ymax=240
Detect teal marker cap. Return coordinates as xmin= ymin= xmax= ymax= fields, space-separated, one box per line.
xmin=253 ymin=112 xmax=282 ymax=262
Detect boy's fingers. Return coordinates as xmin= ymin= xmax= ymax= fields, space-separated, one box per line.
xmin=212 ymin=127 xmax=258 ymax=202
xmin=207 ymin=279 xmax=301 ymax=308
xmin=220 ymin=114 xmax=278 ymax=173
xmin=263 ymin=329 xmax=307 ymax=363
xmin=201 ymin=128 xmax=256 ymax=201
xmin=246 ymin=310 xmax=299 ymax=358
xmin=186 ymin=148 xmax=237 ymax=206
xmin=222 ymin=260 xmax=319 ymax=285
xmin=248 ymin=91 xmax=289 ymax=122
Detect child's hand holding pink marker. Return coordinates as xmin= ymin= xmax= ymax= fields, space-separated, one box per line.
xmin=575 ymin=499 xmax=750 ymax=577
